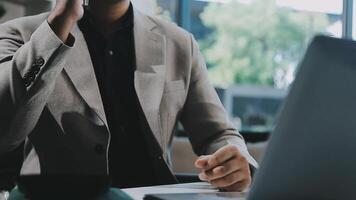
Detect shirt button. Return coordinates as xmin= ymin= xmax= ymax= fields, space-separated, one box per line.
xmin=95 ymin=144 xmax=105 ymax=155
xmin=108 ymin=50 xmax=114 ymax=56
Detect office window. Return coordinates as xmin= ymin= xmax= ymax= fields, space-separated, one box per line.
xmin=353 ymin=0 xmax=356 ymax=39
xmin=156 ymin=0 xmax=178 ymax=21
xmin=156 ymin=0 xmax=344 ymax=133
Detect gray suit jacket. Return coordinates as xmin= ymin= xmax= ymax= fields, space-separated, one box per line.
xmin=0 ymin=8 xmax=257 ymax=182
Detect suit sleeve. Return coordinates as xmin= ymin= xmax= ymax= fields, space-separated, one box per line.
xmin=180 ymin=34 xmax=258 ymax=168
xmin=0 ymin=20 xmax=75 ymax=155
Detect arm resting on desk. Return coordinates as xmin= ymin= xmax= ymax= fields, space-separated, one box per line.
xmin=179 ymin=34 xmax=257 ymax=168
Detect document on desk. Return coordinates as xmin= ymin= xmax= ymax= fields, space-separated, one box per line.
xmin=144 ymin=192 xmax=247 ymax=200
xmin=123 ymin=182 xmax=247 ymax=200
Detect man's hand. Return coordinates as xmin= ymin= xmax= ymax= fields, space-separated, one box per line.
xmin=195 ymin=145 xmax=251 ymax=192
xmin=47 ymin=0 xmax=84 ymax=43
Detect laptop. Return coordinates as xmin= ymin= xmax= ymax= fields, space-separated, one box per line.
xmin=145 ymin=35 xmax=356 ymax=200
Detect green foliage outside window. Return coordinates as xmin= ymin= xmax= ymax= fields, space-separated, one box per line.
xmin=154 ymin=1 xmax=172 ymax=22
xmin=200 ymin=0 xmax=329 ymax=88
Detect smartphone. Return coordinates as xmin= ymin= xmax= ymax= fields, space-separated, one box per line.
xmin=83 ymin=0 xmax=89 ymax=7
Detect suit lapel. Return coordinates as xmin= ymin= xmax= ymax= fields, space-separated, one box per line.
xmin=63 ymin=25 xmax=108 ymax=126
xmin=61 ymin=10 xmax=166 ymax=145
xmin=133 ymin=9 xmax=166 ymax=144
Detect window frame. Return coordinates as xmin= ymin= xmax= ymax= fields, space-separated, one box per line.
xmin=172 ymin=0 xmax=352 ymax=39
xmin=344 ymin=0 xmax=353 ymax=39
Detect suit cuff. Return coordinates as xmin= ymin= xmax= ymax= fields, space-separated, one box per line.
xmin=29 ymin=20 xmax=75 ymax=60
xmin=205 ymin=135 xmax=259 ymax=169
xmin=15 ymin=20 xmax=75 ymax=88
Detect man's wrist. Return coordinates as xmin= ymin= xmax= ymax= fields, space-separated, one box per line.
xmin=47 ymin=12 xmax=77 ymax=43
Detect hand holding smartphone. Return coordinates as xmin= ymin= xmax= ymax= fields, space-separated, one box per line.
xmin=48 ymin=0 xmax=85 ymax=43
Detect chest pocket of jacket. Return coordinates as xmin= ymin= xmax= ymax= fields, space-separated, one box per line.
xmin=160 ymin=80 xmax=186 ymax=150
xmin=162 ymin=80 xmax=185 ymax=112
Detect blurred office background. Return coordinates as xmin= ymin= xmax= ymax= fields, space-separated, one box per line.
xmin=0 ymin=0 xmax=353 ymax=174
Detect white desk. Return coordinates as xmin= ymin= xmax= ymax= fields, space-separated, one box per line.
xmin=123 ymin=182 xmax=247 ymax=200
xmin=123 ymin=182 xmax=219 ymax=200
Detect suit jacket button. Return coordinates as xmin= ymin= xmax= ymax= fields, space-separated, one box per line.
xmin=23 ymin=72 xmax=35 ymax=87
xmin=34 ymin=57 xmax=45 ymax=67
xmin=24 ymin=80 xmax=31 ymax=87
xmin=95 ymin=144 xmax=105 ymax=155
xmin=33 ymin=65 xmax=41 ymax=74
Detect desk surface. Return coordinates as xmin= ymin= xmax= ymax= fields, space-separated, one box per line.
xmin=123 ymin=182 xmax=246 ymax=200
xmin=6 ymin=182 xmax=245 ymax=200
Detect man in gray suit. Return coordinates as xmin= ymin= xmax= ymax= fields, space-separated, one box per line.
xmin=0 ymin=0 xmax=258 ymax=193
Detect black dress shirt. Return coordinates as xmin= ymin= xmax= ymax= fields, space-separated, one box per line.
xmin=78 ymin=5 xmax=158 ymax=188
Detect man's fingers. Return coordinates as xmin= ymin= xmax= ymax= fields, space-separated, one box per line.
xmin=195 ymin=155 xmax=210 ymax=169
xmin=202 ymin=157 xmax=244 ymax=180
xmin=196 ymin=145 xmax=252 ymax=192
xmin=210 ymin=170 xmax=248 ymax=189
xmin=198 ymin=172 xmax=208 ymax=181
xmin=206 ymin=145 xmax=241 ymax=170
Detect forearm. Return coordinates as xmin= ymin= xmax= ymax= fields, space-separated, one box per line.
xmin=47 ymin=0 xmax=83 ymax=43
xmin=0 ymin=21 xmax=74 ymax=154
xmin=47 ymin=11 xmax=78 ymax=43
xmin=181 ymin=33 xmax=257 ymax=168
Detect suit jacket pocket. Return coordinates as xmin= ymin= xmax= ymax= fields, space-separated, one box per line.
xmin=161 ymin=80 xmax=186 ymax=116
